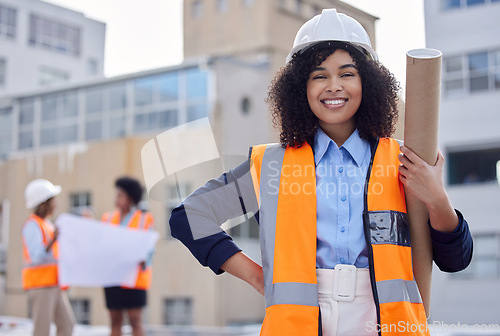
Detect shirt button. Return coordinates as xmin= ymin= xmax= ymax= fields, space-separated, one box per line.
xmin=340 ymin=226 xmax=345 ymax=233
xmin=338 ymin=166 xmax=344 ymax=173
xmin=340 ymin=258 xmax=345 ymax=263
xmin=340 ymin=195 xmax=347 ymax=202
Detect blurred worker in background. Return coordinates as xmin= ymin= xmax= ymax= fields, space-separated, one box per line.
xmin=101 ymin=177 xmax=154 ymax=336
xmin=22 ymin=179 xmax=75 ymax=336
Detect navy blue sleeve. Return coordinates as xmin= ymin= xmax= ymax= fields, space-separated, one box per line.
xmin=430 ymin=209 xmax=473 ymax=273
xmin=169 ymin=205 xmax=242 ymax=274
xmin=168 ymin=159 xmax=258 ymax=275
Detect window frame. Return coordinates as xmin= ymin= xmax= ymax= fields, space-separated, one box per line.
xmin=163 ymin=297 xmax=193 ymax=325
xmin=443 ymin=49 xmax=500 ymax=97
xmin=452 ymin=233 xmax=500 ymax=279
xmin=28 ymin=14 xmax=81 ymax=57
xmin=0 ymin=5 xmax=17 ymax=40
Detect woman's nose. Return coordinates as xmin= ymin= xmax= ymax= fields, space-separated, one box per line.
xmin=326 ymin=78 xmax=342 ymax=93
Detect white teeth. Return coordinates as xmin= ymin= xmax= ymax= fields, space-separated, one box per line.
xmin=323 ymin=99 xmax=345 ymax=105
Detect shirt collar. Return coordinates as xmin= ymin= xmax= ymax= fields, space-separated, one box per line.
xmin=313 ymin=128 xmax=369 ymax=168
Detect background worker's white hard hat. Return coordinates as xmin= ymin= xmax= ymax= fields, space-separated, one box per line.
xmin=25 ymin=179 xmax=62 ymax=209
xmin=286 ymin=8 xmax=378 ymax=64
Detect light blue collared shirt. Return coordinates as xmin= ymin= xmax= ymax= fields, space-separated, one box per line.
xmin=22 ymin=219 xmax=57 ymax=266
xmin=314 ymin=128 xmax=372 ymax=269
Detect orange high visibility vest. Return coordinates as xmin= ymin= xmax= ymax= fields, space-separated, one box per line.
xmin=22 ymin=215 xmax=60 ymax=290
xmin=101 ymin=209 xmax=154 ymax=290
xmin=250 ymin=138 xmax=429 ymax=336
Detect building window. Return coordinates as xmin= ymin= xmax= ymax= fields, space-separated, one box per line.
xmin=217 ymin=0 xmax=229 ymax=13
xmin=134 ymin=77 xmax=154 ymax=107
xmin=186 ymin=68 xmax=208 ymax=99
xmin=467 ymin=0 xmax=485 ymax=5
xmin=18 ymin=98 xmax=35 ymax=150
xmin=69 ymin=192 xmax=92 ymax=216
xmin=40 ymin=91 xmax=79 ymax=146
xmin=0 ymin=4 xmax=16 ymax=39
xmin=0 ymin=107 xmax=12 ymax=159
xmin=163 ymin=298 xmax=192 ymax=325
xmin=493 ymin=50 xmax=500 ymax=89
xmin=133 ymin=71 xmax=185 ymax=134
xmin=192 ymin=1 xmax=203 ymax=18
xmin=29 ymin=15 xmax=81 ymax=56
xmin=447 ymin=147 xmax=500 ymax=185
xmin=85 ymin=82 xmax=128 ymax=141
xmin=443 ymin=49 xmax=500 ymax=96
xmin=312 ymin=5 xmax=322 ymax=15
xmin=454 ymin=234 xmax=500 ymax=279
xmin=295 ymin=0 xmax=304 ymax=14
xmin=186 ymin=67 xmax=210 ymax=122
xmin=442 ymin=0 xmax=498 ymax=9
xmin=241 ymin=96 xmax=251 ymax=115
xmin=443 ymin=0 xmax=461 ymax=9
xmin=39 ymin=66 xmax=69 ymax=87
xmin=0 ymin=58 xmax=6 ymax=86
xmin=468 ymin=51 xmax=489 ymax=92
xmin=70 ymin=298 xmax=91 ymax=325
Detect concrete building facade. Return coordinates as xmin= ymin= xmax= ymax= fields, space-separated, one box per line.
xmin=0 ymin=0 xmax=105 ymax=98
xmin=424 ymin=0 xmax=500 ymax=324
xmin=183 ymin=0 xmax=377 ymax=77
xmin=0 ymin=57 xmax=271 ymax=325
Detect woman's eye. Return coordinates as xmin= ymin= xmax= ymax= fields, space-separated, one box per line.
xmin=313 ymin=75 xmax=326 ymax=80
xmin=341 ymin=73 xmax=355 ymax=78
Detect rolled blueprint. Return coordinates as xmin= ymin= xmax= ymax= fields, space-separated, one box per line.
xmin=404 ymin=48 xmax=442 ymax=318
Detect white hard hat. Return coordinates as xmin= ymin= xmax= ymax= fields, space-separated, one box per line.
xmin=286 ymin=8 xmax=378 ymax=64
xmin=25 ymin=179 xmax=62 ymax=209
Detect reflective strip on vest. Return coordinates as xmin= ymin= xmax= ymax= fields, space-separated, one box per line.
xmin=251 ymin=138 xmax=429 ymax=336
xmin=101 ymin=209 xmax=153 ymax=290
xmin=367 ymin=138 xmax=428 ymax=335
xmin=22 ymin=215 xmax=59 ymax=290
xmin=251 ymin=143 xmax=320 ymax=336
xmin=377 ymin=279 xmax=422 ymax=304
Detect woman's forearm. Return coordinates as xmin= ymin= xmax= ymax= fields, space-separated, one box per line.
xmin=221 ymin=251 xmax=264 ymax=296
xmin=426 ymin=191 xmax=459 ymax=233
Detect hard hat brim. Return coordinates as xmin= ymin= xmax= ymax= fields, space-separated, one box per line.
xmin=26 ymin=185 xmax=62 ymax=209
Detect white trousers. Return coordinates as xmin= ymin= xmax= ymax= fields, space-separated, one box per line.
xmin=29 ymin=287 xmax=75 ymax=336
xmin=317 ymin=266 xmax=378 ymax=336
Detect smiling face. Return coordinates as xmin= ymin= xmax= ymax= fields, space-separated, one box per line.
xmin=306 ymin=49 xmax=362 ymax=143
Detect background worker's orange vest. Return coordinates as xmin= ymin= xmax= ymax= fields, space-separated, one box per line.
xmin=101 ymin=209 xmax=154 ymax=290
xmin=250 ymin=138 xmax=429 ymax=336
xmin=22 ymin=215 xmax=60 ymax=290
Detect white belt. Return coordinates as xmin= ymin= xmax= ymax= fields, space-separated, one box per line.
xmin=317 ymin=264 xmax=373 ymax=302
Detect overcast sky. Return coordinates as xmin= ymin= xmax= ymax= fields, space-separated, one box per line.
xmin=42 ymin=0 xmax=426 ymax=92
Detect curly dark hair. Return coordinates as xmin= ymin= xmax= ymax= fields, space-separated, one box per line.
xmin=115 ymin=176 xmax=143 ymax=205
xmin=267 ymin=42 xmax=400 ymax=148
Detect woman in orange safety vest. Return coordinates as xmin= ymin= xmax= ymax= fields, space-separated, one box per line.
xmin=168 ymin=9 xmax=473 ymax=336
xmin=101 ymin=177 xmax=154 ymax=336
xmin=22 ymin=179 xmax=75 ymax=336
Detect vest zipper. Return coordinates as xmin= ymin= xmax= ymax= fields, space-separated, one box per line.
xmin=363 ymin=137 xmax=382 ymax=336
